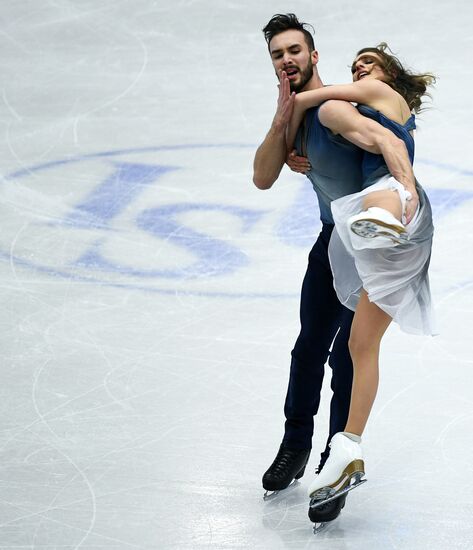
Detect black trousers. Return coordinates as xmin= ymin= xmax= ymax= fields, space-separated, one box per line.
xmin=283 ymin=224 xmax=354 ymax=469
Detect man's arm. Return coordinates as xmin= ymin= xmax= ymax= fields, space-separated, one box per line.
xmin=318 ymin=100 xmax=418 ymax=222
xmin=253 ymin=72 xmax=295 ymax=190
xmin=253 ymin=121 xmax=287 ymax=190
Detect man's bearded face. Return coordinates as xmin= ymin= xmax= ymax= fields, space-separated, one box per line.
xmin=288 ymin=58 xmax=314 ymax=92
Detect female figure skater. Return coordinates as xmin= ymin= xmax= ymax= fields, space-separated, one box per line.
xmin=285 ymin=43 xmax=436 ymax=504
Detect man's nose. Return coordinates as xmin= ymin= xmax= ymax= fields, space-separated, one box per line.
xmin=282 ymin=52 xmax=293 ymax=65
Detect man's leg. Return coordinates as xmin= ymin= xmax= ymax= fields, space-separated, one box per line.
xmin=263 ymin=224 xmax=349 ymax=491
xmin=284 ymin=225 xmax=351 ymax=449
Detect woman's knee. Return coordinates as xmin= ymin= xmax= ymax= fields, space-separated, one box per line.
xmin=348 ymin=334 xmax=379 ymax=362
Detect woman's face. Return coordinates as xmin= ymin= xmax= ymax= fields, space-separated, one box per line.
xmin=351 ymin=52 xmax=387 ymax=82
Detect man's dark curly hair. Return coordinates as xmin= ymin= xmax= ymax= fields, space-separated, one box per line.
xmin=262 ymin=13 xmax=315 ymax=52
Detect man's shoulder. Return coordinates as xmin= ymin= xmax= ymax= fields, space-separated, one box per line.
xmin=304 ymin=106 xmax=362 ymax=152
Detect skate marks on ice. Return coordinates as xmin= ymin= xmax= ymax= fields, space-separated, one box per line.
xmin=263 ymin=479 xmax=302 ymax=501
xmin=262 ymin=487 xmax=354 ymax=544
xmin=262 ymin=482 xmax=317 ymax=543
xmin=262 ymin=479 xmax=350 ymax=537
xmin=1 ymin=0 xmax=473 ymax=547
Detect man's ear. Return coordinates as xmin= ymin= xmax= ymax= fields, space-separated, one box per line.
xmin=311 ymin=49 xmax=319 ymax=65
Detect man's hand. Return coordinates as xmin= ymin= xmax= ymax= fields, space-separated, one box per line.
xmin=274 ymin=71 xmax=296 ymax=129
xmin=286 ymin=149 xmax=311 ymax=173
xmin=253 ymin=71 xmax=298 ymax=189
xmin=278 ymin=74 xmax=311 ymax=175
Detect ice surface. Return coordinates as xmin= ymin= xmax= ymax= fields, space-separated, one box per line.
xmin=0 ymin=1 xmax=472 ymax=548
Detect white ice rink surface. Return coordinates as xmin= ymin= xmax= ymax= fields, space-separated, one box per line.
xmin=1 ymin=1 xmax=473 ymax=548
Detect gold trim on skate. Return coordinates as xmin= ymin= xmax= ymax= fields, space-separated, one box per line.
xmin=351 ymin=219 xmax=406 ymax=234
xmin=351 ymin=218 xmax=409 ymax=244
xmin=308 ymin=459 xmax=365 ymax=498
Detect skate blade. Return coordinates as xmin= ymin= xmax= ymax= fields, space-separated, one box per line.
xmin=263 ymin=490 xmax=280 ymax=501
xmin=351 ymin=219 xmax=408 ymax=244
xmin=313 ymin=521 xmax=328 ymax=534
xmin=309 ymin=477 xmax=367 ymax=509
xmin=308 ymin=458 xmax=365 ymax=499
xmin=263 ymin=479 xmax=299 ymax=501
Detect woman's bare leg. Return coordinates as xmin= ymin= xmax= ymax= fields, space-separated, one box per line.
xmin=361 ymin=189 xmax=403 ymax=221
xmin=344 ymin=290 xmax=392 ymax=436
xmin=307 ymin=291 xmax=392 ymax=497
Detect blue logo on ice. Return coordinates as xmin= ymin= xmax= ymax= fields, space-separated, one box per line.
xmin=3 ymin=145 xmax=473 ymax=298
xmin=2 ymin=145 xmax=284 ymax=297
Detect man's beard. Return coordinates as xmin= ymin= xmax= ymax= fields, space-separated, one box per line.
xmin=289 ymin=61 xmax=314 ymax=93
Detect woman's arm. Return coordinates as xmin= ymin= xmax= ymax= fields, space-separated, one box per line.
xmin=318 ymin=100 xmax=419 ymax=223
xmin=286 ymin=96 xmax=306 ymax=154
xmin=286 ymin=79 xmax=390 ymax=152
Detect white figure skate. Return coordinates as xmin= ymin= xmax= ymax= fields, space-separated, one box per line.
xmin=348 ymin=206 xmax=408 ymax=245
xmin=308 ymin=432 xmax=366 ymax=509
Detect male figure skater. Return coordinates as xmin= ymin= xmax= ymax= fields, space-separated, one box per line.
xmin=254 ymin=13 xmax=415 ymax=523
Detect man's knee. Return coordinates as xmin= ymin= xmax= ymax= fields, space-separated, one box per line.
xmin=291 ymin=338 xmax=329 ymax=370
xmin=329 ymin=348 xmax=353 ymax=390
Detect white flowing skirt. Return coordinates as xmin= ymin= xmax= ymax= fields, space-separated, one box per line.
xmin=329 ymin=175 xmax=437 ymax=335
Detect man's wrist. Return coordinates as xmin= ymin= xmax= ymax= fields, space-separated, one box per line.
xmin=393 ymin=174 xmax=416 ymax=194
xmin=403 ymin=182 xmax=417 ymax=196
xmin=270 ymin=116 xmax=287 ymax=135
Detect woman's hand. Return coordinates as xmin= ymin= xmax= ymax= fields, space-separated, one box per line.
xmin=404 ymin=191 xmax=419 ymax=224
